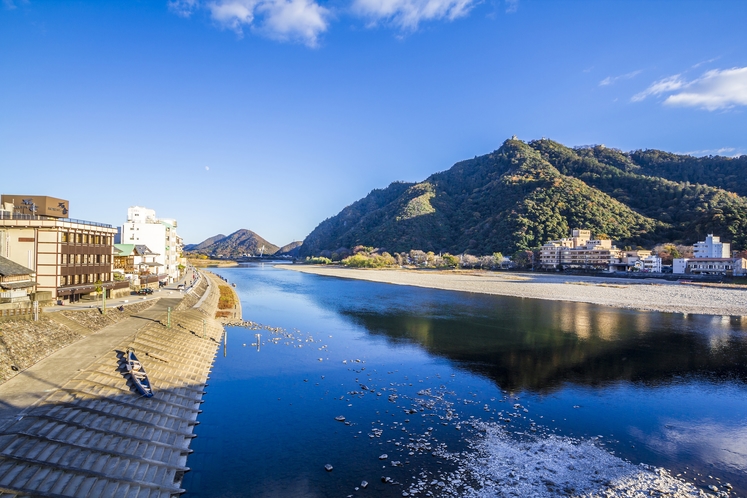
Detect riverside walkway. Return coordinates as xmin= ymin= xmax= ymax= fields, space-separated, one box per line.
xmin=0 ymin=272 xmax=229 ymax=497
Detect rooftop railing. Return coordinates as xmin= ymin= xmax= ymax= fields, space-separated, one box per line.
xmin=0 ymin=212 xmax=113 ymax=228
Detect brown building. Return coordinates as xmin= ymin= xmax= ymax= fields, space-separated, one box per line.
xmin=0 ymin=196 xmax=126 ymax=302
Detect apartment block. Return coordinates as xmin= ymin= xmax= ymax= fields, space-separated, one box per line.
xmin=119 ymin=206 xmax=182 ymax=283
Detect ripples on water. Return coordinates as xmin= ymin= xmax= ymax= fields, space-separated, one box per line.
xmin=183 ymin=264 xmax=747 ymax=497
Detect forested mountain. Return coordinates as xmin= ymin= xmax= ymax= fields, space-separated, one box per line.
xmin=183 ymin=234 xmax=226 ymax=252
xmin=186 ymin=229 xmax=280 ymax=258
xmin=300 ymin=139 xmax=747 ymax=257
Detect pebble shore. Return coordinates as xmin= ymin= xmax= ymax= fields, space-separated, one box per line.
xmin=282 ymin=266 xmax=747 ymax=317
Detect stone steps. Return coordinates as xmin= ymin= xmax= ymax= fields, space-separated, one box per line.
xmin=0 ymin=273 xmax=226 ymax=497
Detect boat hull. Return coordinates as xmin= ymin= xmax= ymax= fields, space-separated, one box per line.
xmin=126 ymin=348 xmax=154 ymax=397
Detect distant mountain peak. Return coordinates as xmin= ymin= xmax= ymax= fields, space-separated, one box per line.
xmin=185 ymin=229 xmax=280 ymax=257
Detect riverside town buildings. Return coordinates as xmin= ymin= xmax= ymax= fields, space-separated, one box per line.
xmin=113 ymin=243 xmax=161 ymax=287
xmin=0 ymin=195 xmax=127 ymax=303
xmin=538 ymin=229 xmax=663 ymax=272
xmin=117 ymin=206 xmax=183 ymax=284
xmin=674 ymin=234 xmax=747 ymax=276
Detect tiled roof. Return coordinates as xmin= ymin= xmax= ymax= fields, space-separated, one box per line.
xmin=0 ymin=256 xmax=34 ymax=277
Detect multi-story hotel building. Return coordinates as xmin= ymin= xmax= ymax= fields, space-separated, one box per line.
xmin=0 ymin=195 xmax=123 ymax=302
xmin=539 ymin=229 xmax=623 ymax=270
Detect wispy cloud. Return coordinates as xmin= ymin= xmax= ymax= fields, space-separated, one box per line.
xmin=692 ymin=56 xmax=720 ymax=69
xmin=168 ymin=0 xmax=200 ymax=17
xmin=680 ymin=147 xmax=740 ymax=157
xmin=631 ymin=74 xmax=686 ymax=102
xmin=633 ymin=67 xmax=747 ymax=111
xmin=169 ymin=0 xmax=330 ymax=46
xmin=3 ymin=0 xmax=28 ymax=9
xmin=505 ymin=0 xmax=518 ymax=14
xmin=351 ymin=0 xmax=477 ymax=30
xmin=598 ymin=69 xmax=642 ymax=87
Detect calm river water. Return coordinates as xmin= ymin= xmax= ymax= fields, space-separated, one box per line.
xmin=182 ymin=264 xmax=747 ymax=497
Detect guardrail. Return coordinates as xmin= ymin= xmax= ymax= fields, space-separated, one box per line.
xmin=0 ymin=212 xmax=113 ymax=228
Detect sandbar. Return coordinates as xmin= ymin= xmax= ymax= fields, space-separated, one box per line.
xmin=281 ymin=265 xmax=747 ymax=317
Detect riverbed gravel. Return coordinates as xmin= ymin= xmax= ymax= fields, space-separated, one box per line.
xmin=283 ymin=266 xmax=747 ymax=317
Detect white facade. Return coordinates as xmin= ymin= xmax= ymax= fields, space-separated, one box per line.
xmin=673 ymin=258 xmax=689 ymax=274
xmin=694 ymin=234 xmax=730 ymax=258
xmin=120 ymin=206 xmax=182 ymax=283
xmin=635 ymin=255 xmax=662 ymax=273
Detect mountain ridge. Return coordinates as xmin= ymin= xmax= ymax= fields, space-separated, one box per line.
xmin=185 ymin=229 xmax=280 ymax=258
xmin=299 ymin=138 xmax=747 ymax=257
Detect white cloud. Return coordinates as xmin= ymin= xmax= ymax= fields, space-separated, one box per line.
xmin=631 ymin=74 xmax=685 ymax=102
xmin=351 ymin=0 xmax=477 ymax=30
xmin=599 ymin=69 xmax=642 ymax=87
xmin=205 ymin=166 xmax=210 ymax=171
xmin=173 ymin=0 xmax=329 ymax=46
xmin=665 ymin=67 xmax=747 ymax=111
xmin=256 ymin=0 xmax=330 ymax=45
xmin=504 ymin=0 xmax=518 ymax=13
xmin=208 ymin=0 xmax=260 ymax=36
xmin=632 ymin=67 xmax=747 ymax=110
xmin=168 ymin=0 xmax=199 ymax=17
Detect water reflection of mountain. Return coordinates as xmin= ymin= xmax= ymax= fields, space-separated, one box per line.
xmin=340 ymin=298 xmax=747 ymax=392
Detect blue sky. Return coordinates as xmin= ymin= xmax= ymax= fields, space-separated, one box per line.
xmin=2 ymin=0 xmax=746 ymax=246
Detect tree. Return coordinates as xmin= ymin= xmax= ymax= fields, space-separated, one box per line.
xmin=442 ymin=254 xmax=459 ymax=268
xmin=461 ymin=254 xmax=480 ymax=268
xmin=512 ymin=250 xmax=533 ymax=269
xmin=492 ymin=252 xmax=504 ymax=268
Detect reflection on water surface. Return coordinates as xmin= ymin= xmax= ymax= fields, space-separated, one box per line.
xmin=183 ymin=265 xmax=747 ymax=497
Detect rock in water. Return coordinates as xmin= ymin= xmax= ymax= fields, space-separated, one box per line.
xmin=324 ymin=464 xmax=333 ymax=472
xmin=379 ymin=454 xmax=388 ymax=460
xmin=361 ymin=481 xmax=368 ymax=489
xmin=334 ymin=415 xmax=346 ymax=422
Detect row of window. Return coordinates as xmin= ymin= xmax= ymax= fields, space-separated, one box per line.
xmin=689 ymin=264 xmax=732 ymax=270
xmin=60 ymin=232 xmax=112 ymax=245
xmin=61 ymin=273 xmax=111 ymax=286
xmin=61 ymin=254 xmax=111 ymax=264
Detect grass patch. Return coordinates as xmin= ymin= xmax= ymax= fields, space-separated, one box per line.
xmin=218 ymin=285 xmax=236 ymax=310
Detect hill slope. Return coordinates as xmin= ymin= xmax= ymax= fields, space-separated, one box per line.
xmin=187 ymin=230 xmax=280 ymax=257
xmin=300 ymin=139 xmax=747 ymax=256
xmin=184 ymin=234 xmax=226 ymax=252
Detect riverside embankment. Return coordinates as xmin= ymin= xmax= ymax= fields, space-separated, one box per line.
xmin=282 ymin=265 xmax=747 ymax=317
xmin=0 ymin=271 xmax=237 ymax=497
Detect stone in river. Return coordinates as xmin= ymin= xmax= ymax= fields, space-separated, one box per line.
xmin=335 ymin=415 xmax=346 ymax=422
xmin=361 ymin=481 xmax=368 ymax=489
xmin=325 ymin=464 xmax=333 ymax=472
xmin=379 ymin=454 xmax=388 ymax=460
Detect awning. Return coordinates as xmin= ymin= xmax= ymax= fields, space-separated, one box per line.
xmin=0 ymin=280 xmax=37 ymax=290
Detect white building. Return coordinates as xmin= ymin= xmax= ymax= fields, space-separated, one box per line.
xmin=674 ymin=234 xmax=735 ymax=275
xmin=694 ymin=234 xmax=730 ymax=258
xmin=635 ymin=255 xmax=662 ymax=273
xmin=119 ymin=206 xmax=182 ymax=283
xmin=673 ymin=258 xmax=689 ymax=274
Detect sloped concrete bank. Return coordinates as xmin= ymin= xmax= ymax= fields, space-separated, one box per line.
xmin=0 ymin=300 xmax=158 ymax=385
xmin=0 ymin=271 xmax=233 ymax=497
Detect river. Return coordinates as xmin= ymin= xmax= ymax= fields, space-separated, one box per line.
xmin=182 ymin=263 xmax=747 ymax=497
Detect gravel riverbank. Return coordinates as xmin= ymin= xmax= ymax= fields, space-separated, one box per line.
xmin=282 ymin=266 xmax=747 ymax=317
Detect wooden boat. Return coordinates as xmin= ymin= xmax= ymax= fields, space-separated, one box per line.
xmin=125 ymin=348 xmax=154 ymax=397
